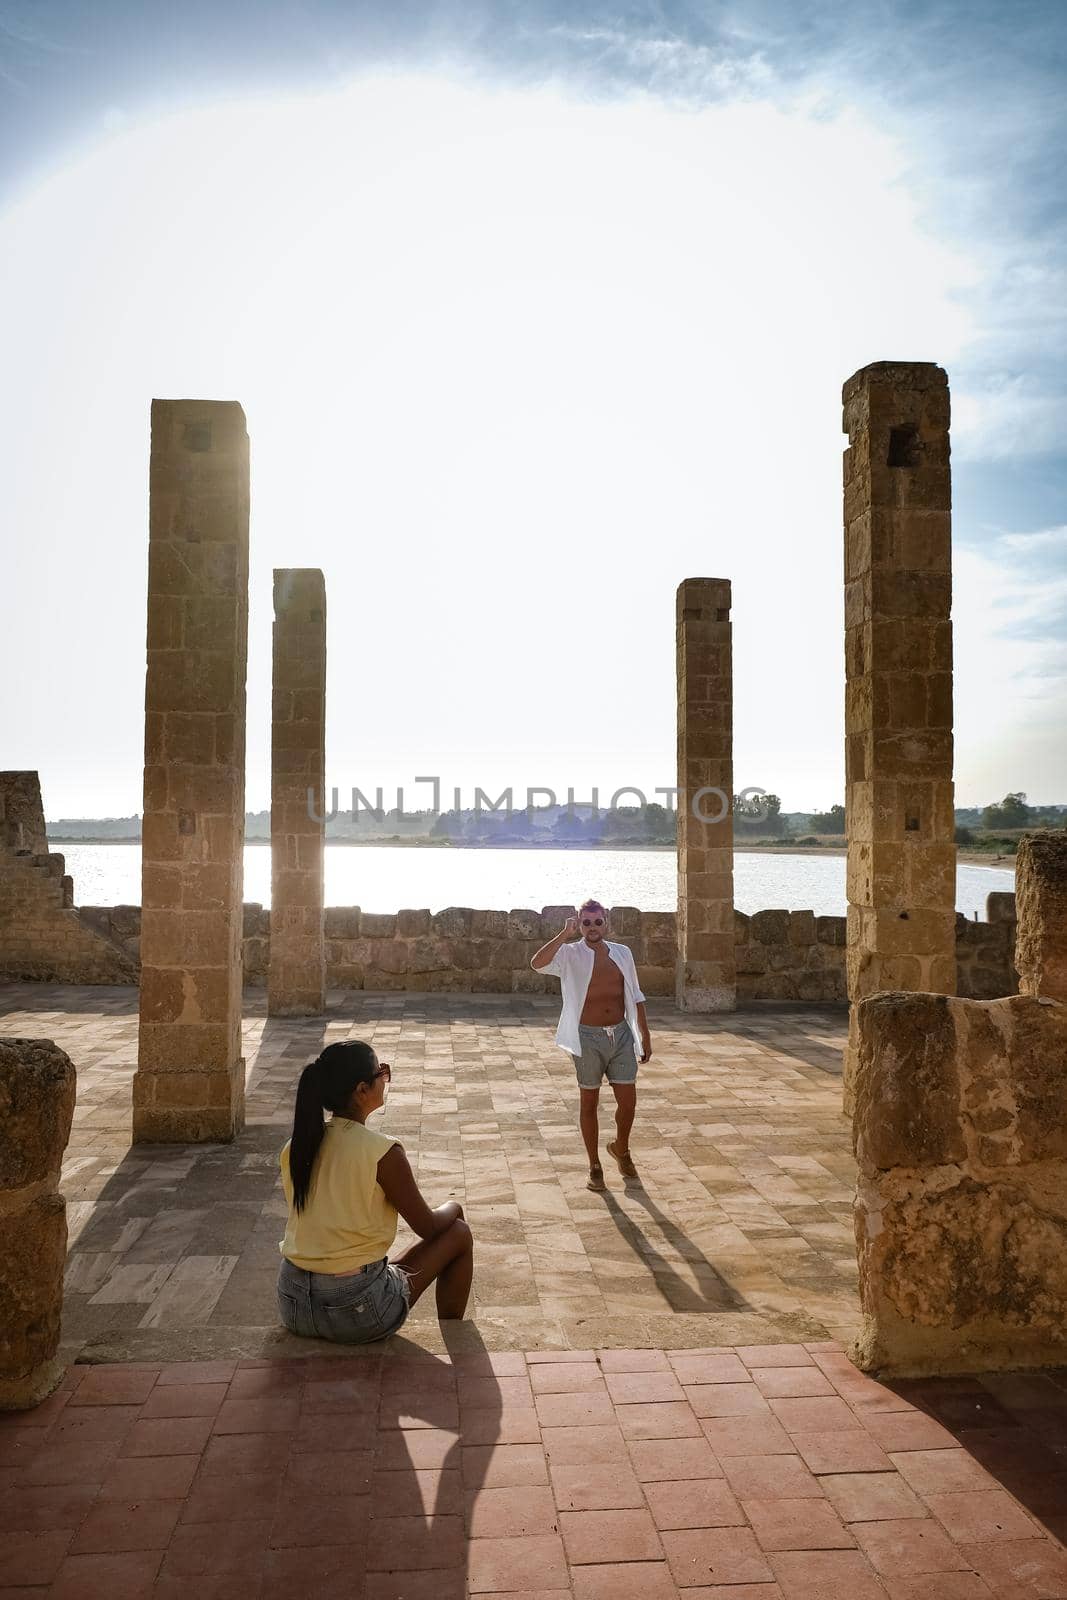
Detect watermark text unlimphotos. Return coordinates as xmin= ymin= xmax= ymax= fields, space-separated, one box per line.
xmin=307 ymin=778 xmax=771 ymax=825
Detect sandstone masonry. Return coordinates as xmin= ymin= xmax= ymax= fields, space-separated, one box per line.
xmin=1014 ymin=830 xmax=1067 ymax=1004
xmin=0 ymin=1038 xmax=76 ymax=1409
xmin=851 ymin=991 xmax=1067 ymax=1376
xmin=676 ymin=578 xmax=735 ymax=1011
xmin=133 ymin=400 xmax=250 ymax=1143
xmin=843 ymin=362 xmax=956 ymax=1108
xmin=268 ymin=568 xmax=326 ymax=1017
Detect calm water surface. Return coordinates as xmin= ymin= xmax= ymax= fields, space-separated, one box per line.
xmin=56 ymin=843 xmax=1014 ymax=921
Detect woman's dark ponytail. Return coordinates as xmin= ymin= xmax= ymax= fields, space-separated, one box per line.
xmin=287 ymin=1040 xmax=379 ymax=1212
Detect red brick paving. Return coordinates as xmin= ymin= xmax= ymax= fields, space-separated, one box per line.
xmin=0 ymin=1345 xmax=1063 ymax=1597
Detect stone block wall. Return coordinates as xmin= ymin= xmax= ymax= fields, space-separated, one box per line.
xmin=9 ymin=895 xmax=1018 ymax=1005
xmin=851 ymin=991 xmax=1067 ymax=1375
xmin=0 ymin=773 xmax=138 ymax=985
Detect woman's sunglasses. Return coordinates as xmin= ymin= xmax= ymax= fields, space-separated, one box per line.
xmin=581 ymin=918 xmax=605 ymax=928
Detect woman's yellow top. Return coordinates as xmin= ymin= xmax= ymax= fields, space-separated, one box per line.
xmin=279 ymin=1117 xmax=400 ymax=1273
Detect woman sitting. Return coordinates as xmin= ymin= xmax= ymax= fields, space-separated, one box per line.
xmin=277 ymin=1040 xmax=473 ymax=1343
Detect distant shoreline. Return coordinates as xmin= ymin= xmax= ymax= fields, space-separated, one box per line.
xmin=46 ymin=836 xmax=1015 ymax=870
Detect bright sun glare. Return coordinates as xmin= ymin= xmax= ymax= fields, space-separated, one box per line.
xmin=1 ymin=75 xmax=985 ymax=814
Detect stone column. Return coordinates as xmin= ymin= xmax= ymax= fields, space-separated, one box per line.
xmin=0 ymin=1039 xmax=75 ymax=1409
xmin=133 ymin=400 xmax=249 ymax=1143
xmin=843 ymin=363 xmax=956 ymax=1108
xmin=676 ymin=578 xmax=735 ymax=1011
xmin=1015 ymin=832 xmax=1067 ymax=1003
xmin=268 ymin=568 xmax=327 ymax=1017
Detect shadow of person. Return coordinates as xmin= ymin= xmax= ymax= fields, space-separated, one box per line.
xmin=599 ymin=1186 xmax=748 ymax=1314
xmin=369 ymin=1323 xmax=505 ymax=1598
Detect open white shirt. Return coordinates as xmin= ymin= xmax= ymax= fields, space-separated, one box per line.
xmin=537 ymin=939 xmax=646 ymax=1057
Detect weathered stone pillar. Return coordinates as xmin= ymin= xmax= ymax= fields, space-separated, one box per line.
xmin=1015 ymin=832 xmax=1067 ymax=1003
xmin=676 ymin=578 xmax=735 ymax=1011
xmin=133 ymin=400 xmax=249 ymax=1142
xmin=0 ymin=1039 xmax=75 ymax=1409
xmin=843 ymin=363 xmax=956 ymax=1108
xmin=269 ymin=568 xmax=326 ymax=1017
xmin=852 ymin=992 xmax=1067 ymax=1376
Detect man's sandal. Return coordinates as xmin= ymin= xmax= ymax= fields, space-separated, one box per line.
xmin=586 ymin=1165 xmax=606 ymax=1192
xmin=607 ymin=1140 xmax=639 ymax=1180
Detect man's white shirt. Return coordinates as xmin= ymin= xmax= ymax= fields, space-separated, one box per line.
xmin=537 ymin=938 xmax=646 ymax=1056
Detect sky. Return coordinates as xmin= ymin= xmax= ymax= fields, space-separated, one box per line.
xmin=1 ymin=0 xmax=1065 ymax=819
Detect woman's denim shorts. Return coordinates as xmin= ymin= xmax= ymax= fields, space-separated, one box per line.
xmin=277 ymin=1256 xmax=411 ymax=1344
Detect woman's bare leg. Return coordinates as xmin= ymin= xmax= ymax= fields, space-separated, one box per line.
xmin=394 ymin=1215 xmax=474 ymax=1319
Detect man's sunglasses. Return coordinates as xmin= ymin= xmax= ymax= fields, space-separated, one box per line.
xmin=371 ymin=1063 xmax=392 ymax=1082
xmin=581 ymin=918 xmax=605 ymax=928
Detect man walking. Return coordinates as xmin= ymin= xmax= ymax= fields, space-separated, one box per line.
xmin=531 ymin=900 xmax=652 ymax=1191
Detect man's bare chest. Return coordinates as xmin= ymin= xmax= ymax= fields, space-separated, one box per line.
xmin=585 ymin=952 xmax=624 ymax=1002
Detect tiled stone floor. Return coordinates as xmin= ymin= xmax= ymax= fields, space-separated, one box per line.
xmin=1 ymin=1344 xmax=1065 ymax=1597
xmin=0 ymin=985 xmax=857 ymax=1362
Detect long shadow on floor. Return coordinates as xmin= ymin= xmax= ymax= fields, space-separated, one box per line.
xmin=599 ymin=1184 xmax=749 ymax=1314
xmin=884 ymin=1369 xmax=1067 ymax=1545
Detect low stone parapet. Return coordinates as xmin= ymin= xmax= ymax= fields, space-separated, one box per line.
xmin=0 ymin=1038 xmax=76 ymax=1409
xmin=851 ymin=990 xmax=1067 ymax=1376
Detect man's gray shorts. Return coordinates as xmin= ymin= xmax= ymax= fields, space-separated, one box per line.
xmin=571 ymin=1020 xmax=639 ymax=1089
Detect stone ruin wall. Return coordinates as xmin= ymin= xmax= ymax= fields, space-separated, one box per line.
xmin=0 ymin=774 xmax=137 ymax=986
xmin=61 ymin=894 xmax=1017 ymax=1004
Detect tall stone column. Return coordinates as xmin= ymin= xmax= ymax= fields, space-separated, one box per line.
xmin=676 ymin=577 xmax=735 ymax=1011
xmin=843 ymin=362 xmax=956 ymax=1109
xmin=1015 ymin=832 xmax=1067 ymax=1003
xmin=133 ymin=400 xmax=250 ymax=1143
xmin=268 ymin=568 xmax=327 ymax=1017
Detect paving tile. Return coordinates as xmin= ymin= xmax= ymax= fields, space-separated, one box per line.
xmin=770 ymin=1396 xmax=865 ymax=1435
xmin=0 ymin=1529 xmax=74 ymax=1586
xmin=155 ymin=1360 xmax=238 ymax=1387
xmin=97 ymin=1454 xmax=199 ymax=1500
xmin=460 ymin=1406 xmax=541 ymax=1445
xmin=466 ymin=1532 xmax=571 ymax=1592
xmin=285 ymin=1447 xmax=372 ymax=1494
xmin=743 ymin=1497 xmax=855 ymax=1551
xmin=363 ymin=1512 xmax=465 ymax=1568
xmin=161 ymin=1520 xmax=271 ymax=1577
xmin=881 ymin=1577 xmax=996 ymax=1599
xmin=462 ymin=1443 xmax=550 ymax=1487
xmin=699 ymin=1415 xmax=795 ymax=1457
xmin=269 ymin=1490 xmax=370 ymax=1548
xmin=888 ymin=1450 xmax=999 ymax=1496
xmin=669 ymin=1355 xmax=750 ymax=1385
xmin=852 ymin=1518 xmax=969 ymax=1576
xmin=751 ymin=1367 xmax=836 ymax=1398
xmin=617 ymin=1402 xmax=703 ymax=1440
xmin=559 ymin=1507 xmax=663 ymax=1565
xmin=820 ymin=1470 xmax=928 ymax=1523
xmin=69 ymin=1497 xmax=182 ymax=1554
xmin=643 ymin=1478 xmax=745 ymax=1530
xmin=52 ymin=1407 xmax=142 ymax=1445
xmin=212 ymin=1397 xmax=300 ymax=1434
xmin=363 ymin=1571 xmax=467 ymax=1600
xmin=628 ymin=1436 xmax=723 ymax=1482
xmin=259 ymin=1544 xmax=354 ymax=1599
xmin=923 ymin=1490 xmax=1043 ymax=1544
xmin=550 ymin=1461 xmax=647 ymax=1510
xmin=68 ymin=1369 xmax=159 ymax=1407
xmin=792 ymin=1430 xmax=895 ymax=1475
xmin=121 ymin=1416 xmax=213 ymax=1457
xmin=721 ymin=1453 xmax=824 ymax=1500
xmin=685 ymin=1383 xmax=771 ymax=1418
xmin=535 ymin=1391 xmax=616 ymax=1429
xmin=202 ymin=1433 xmax=286 ymax=1476
xmin=861 ymin=1412 xmax=959 ymax=1453
xmin=466 ymin=1484 xmax=559 ymax=1536
xmin=368 ymin=1468 xmax=462 ymax=1516
xmin=375 ymin=1429 xmax=461 ymax=1471
xmin=570 ymin=1561 xmax=681 ymax=1599
xmin=180 ymin=1471 xmax=282 ymax=1524
xmin=957 ymin=1538 xmax=1067 ymax=1598
xmin=140 ymin=1382 xmax=228 ymax=1418
xmin=737 ymin=1346 xmax=816 ymax=1369
xmin=770 ymin=1548 xmax=889 ymax=1599
xmin=458 ymin=1375 xmax=534 ymax=1408
xmin=605 ymin=1372 xmax=686 ymax=1405
xmin=0 ymin=1483 xmax=99 ymax=1532
xmin=49 ymin=1549 xmax=163 ymax=1600
xmin=529 ymin=1363 xmax=608 ymax=1395
xmin=19 ymin=1435 xmax=121 ymax=1486
xmin=597 ymin=1350 xmax=672 ymax=1373
xmin=661 ymin=1525 xmax=774 ymax=1587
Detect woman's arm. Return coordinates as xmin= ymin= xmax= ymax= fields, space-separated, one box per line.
xmin=376 ymin=1144 xmax=462 ymax=1240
